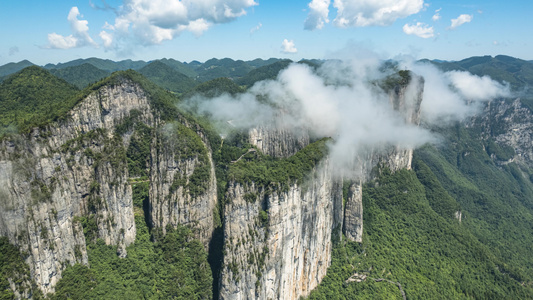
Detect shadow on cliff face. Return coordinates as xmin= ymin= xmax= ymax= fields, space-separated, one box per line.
xmin=208 ymin=226 xmax=224 ymax=299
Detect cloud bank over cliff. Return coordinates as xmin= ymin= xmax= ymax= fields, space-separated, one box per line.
xmin=183 ymin=51 xmax=510 ymax=177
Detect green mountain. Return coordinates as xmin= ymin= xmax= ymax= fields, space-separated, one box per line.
xmin=138 ymin=61 xmax=198 ymax=95
xmin=195 ymin=58 xmax=254 ymax=82
xmin=0 ymin=60 xmax=35 ymax=78
xmin=426 ymin=55 xmax=533 ymax=91
xmin=157 ymin=58 xmax=198 ymax=78
xmin=246 ymin=58 xmax=283 ymax=68
xmin=235 ymin=59 xmax=292 ymax=87
xmin=2 ymin=56 xmax=533 ymax=299
xmin=183 ymin=77 xmax=244 ymax=99
xmin=0 ymin=66 xmax=79 ymax=136
xmin=309 ymin=164 xmax=532 ymax=299
xmin=44 ymin=57 xmax=148 ymax=72
xmin=49 ymin=63 xmax=111 ymax=89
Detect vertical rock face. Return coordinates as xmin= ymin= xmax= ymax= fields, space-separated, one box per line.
xmin=149 ymin=123 xmax=218 ymax=245
xmin=0 ymin=79 xmax=218 ymax=295
xmin=342 ymin=74 xmax=424 ymax=242
xmin=343 ymin=181 xmax=363 ymax=242
xmin=219 ymin=73 xmax=426 ymax=298
xmin=248 ymin=113 xmax=310 ymax=158
xmin=473 ymin=98 xmax=533 ymax=167
xmin=220 ymin=159 xmax=343 ymax=300
xmin=0 ymin=81 xmax=149 ymax=294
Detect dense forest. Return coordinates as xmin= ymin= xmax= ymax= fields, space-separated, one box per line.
xmin=1 ymin=56 xmax=533 ymax=299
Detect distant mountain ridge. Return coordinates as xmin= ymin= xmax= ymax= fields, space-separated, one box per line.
xmin=422 ymin=55 xmax=533 ymax=90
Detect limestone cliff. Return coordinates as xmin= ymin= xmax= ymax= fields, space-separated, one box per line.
xmin=219 ymin=72 xmax=426 ymax=299
xmin=220 ymin=159 xmax=343 ymax=300
xmin=472 ymin=98 xmax=533 ymax=168
xmin=343 ymin=73 xmax=424 ymax=243
xmin=248 ymin=113 xmax=310 ymax=159
xmin=0 ymin=76 xmax=217 ymax=296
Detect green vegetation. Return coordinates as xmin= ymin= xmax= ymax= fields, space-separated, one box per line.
xmin=416 ymin=124 xmax=533 ymax=281
xmin=44 ymin=57 xmax=148 ymax=73
xmin=139 ymin=61 xmax=198 ymax=95
xmin=0 ymin=60 xmax=34 ymax=78
xmin=53 ymin=166 xmax=212 ymax=300
xmin=0 ymin=66 xmax=79 ymax=137
xmin=160 ymin=122 xmax=211 ymax=198
xmin=157 ymin=58 xmax=198 ymax=78
xmin=53 ymin=225 xmax=212 ymax=300
xmin=184 ymin=77 xmax=244 ymax=99
xmin=0 ymin=237 xmax=43 ymax=299
xmin=308 ymin=168 xmax=533 ymax=299
xmin=227 ymin=137 xmax=329 ymax=190
xmin=126 ymin=122 xmax=153 ymax=178
xmin=49 ymin=63 xmax=110 ymax=89
xmin=235 ymin=60 xmax=292 ymax=87
xmin=195 ymin=58 xmax=253 ymax=82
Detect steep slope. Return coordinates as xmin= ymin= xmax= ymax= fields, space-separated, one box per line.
xmin=220 ymin=140 xmax=344 ymax=299
xmin=308 ymin=166 xmax=532 ymax=299
xmin=49 ymin=63 xmax=110 ymax=89
xmin=219 ymin=72 xmax=425 ymax=300
xmin=0 ymin=70 xmax=218 ymax=295
xmin=139 ymin=61 xmax=198 ymax=94
xmin=0 ymin=66 xmax=79 ymax=136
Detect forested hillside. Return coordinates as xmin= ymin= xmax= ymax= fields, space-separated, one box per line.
xmin=1 ymin=56 xmax=533 ymax=299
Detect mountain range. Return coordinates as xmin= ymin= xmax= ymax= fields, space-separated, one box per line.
xmin=1 ymin=55 xmax=533 ymax=299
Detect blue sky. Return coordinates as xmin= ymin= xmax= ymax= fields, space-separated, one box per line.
xmin=0 ymin=0 xmax=531 ymax=65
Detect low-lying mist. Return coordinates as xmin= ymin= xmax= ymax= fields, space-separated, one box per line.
xmin=181 ymin=53 xmax=511 ymax=180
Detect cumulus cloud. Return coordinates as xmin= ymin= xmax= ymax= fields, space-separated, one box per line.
xmin=403 ymin=22 xmax=434 ymax=38
xmin=281 ymin=39 xmax=298 ymax=54
xmin=110 ymin=0 xmax=257 ymax=45
xmin=99 ymin=31 xmax=113 ymax=48
xmin=304 ymin=0 xmax=331 ymax=30
xmin=47 ymin=7 xmax=97 ymax=49
xmin=449 ymin=14 xmax=473 ymax=30
xmin=333 ymin=0 xmax=424 ymax=27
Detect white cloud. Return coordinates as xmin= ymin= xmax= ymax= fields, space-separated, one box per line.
xmin=446 ymin=71 xmax=510 ymax=101
xmin=47 ymin=7 xmax=97 ymax=49
xmin=47 ymin=33 xmax=79 ymax=49
xmin=281 ymin=39 xmax=298 ymax=54
xmin=403 ymin=61 xmax=511 ymax=124
xmin=449 ymin=14 xmax=473 ymax=30
xmin=250 ymin=22 xmax=262 ymax=34
xmin=183 ymin=60 xmax=434 ymax=180
xmin=304 ymin=0 xmax=331 ymax=30
xmin=112 ymin=0 xmax=257 ymax=45
xmin=99 ymin=31 xmax=113 ymax=48
xmin=432 ymin=8 xmax=441 ymax=21
xmin=403 ymin=22 xmax=434 ymax=38
xmin=332 ymin=0 xmax=425 ymax=27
